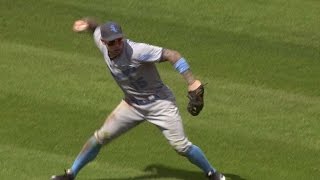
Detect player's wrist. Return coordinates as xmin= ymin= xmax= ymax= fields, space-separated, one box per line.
xmin=173 ymin=58 xmax=199 ymax=87
xmin=182 ymin=70 xmax=196 ymax=85
xmin=174 ymin=57 xmax=189 ymax=74
xmin=188 ymin=80 xmax=201 ymax=91
xmin=83 ymin=17 xmax=99 ymax=33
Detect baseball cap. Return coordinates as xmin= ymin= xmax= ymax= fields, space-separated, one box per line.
xmin=100 ymin=21 xmax=123 ymax=41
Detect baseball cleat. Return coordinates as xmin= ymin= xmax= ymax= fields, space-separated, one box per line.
xmin=51 ymin=169 xmax=74 ymax=180
xmin=207 ymin=170 xmax=226 ymax=180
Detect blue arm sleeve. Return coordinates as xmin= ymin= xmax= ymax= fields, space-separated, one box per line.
xmin=174 ymin=58 xmax=190 ymax=74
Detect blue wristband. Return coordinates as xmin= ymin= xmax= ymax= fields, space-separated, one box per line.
xmin=174 ymin=58 xmax=190 ymax=74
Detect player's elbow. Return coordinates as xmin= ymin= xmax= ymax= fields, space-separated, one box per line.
xmin=162 ymin=49 xmax=182 ymax=64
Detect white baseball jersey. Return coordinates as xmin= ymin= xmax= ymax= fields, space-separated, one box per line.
xmin=93 ymin=27 xmax=174 ymax=104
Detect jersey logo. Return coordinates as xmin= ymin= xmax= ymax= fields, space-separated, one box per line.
xmin=111 ymin=66 xmax=137 ymax=81
xmin=139 ymin=54 xmax=152 ymax=61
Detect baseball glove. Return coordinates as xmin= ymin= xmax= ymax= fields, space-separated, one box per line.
xmin=187 ymin=84 xmax=205 ymax=116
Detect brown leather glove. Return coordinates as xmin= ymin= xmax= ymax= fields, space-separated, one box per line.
xmin=187 ymin=84 xmax=204 ymax=116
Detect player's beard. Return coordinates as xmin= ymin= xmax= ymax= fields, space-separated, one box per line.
xmin=108 ymin=42 xmax=123 ymax=59
xmin=109 ymin=49 xmax=122 ymax=59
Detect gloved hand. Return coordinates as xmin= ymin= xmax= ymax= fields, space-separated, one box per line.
xmin=187 ymin=83 xmax=205 ymax=116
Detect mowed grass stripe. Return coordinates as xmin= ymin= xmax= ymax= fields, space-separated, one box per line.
xmin=0 ymin=144 xmax=156 ymax=180
xmin=209 ymin=130 xmax=320 ymax=179
xmin=193 ymin=80 xmax=320 ymax=146
xmin=0 ymin=41 xmax=118 ymax=107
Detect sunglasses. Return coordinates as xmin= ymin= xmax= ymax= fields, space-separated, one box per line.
xmin=101 ymin=38 xmax=122 ymax=46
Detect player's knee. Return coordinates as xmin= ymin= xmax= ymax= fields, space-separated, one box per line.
xmin=94 ymin=130 xmax=112 ymax=145
xmin=171 ymin=138 xmax=193 ymax=155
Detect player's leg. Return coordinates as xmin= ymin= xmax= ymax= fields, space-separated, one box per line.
xmin=51 ymin=100 xmax=144 ymax=180
xmin=68 ymin=136 xmax=101 ymax=178
xmin=146 ymin=99 xmax=225 ymax=180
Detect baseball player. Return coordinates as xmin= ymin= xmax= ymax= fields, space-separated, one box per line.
xmin=51 ymin=17 xmax=225 ymax=180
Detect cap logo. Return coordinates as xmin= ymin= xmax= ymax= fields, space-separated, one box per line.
xmin=110 ymin=24 xmax=118 ymax=32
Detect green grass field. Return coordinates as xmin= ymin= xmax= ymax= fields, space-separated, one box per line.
xmin=1 ymin=0 xmax=319 ymax=179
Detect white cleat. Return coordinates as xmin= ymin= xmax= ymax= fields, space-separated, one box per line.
xmin=207 ymin=170 xmax=225 ymax=180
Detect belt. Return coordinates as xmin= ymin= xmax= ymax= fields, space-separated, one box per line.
xmin=125 ymin=95 xmax=160 ymax=105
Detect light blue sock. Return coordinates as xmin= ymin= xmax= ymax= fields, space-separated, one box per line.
xmin=70 ymin=136 xmax=102 ymax=177
xmin=185 ymin=145 xmax=216 ymax=174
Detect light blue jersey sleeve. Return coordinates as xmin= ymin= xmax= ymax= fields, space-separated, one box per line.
xmin=128 ymin=40 xmax=163 ymax=62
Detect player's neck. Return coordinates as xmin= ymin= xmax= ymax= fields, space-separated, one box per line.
xmin=108 ymin=49 xmax=123 ymax=60
xmin=109 ymin=53 xmax=118 ymax=60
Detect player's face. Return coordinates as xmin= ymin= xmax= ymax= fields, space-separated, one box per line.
xmin=101 ymin=38 xmax=124 ymax=58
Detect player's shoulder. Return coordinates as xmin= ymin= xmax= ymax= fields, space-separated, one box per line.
xmin=126 ymin=39 xmax=161 ymax=49
xmin=125 ymin=39 xmax=149 ymax=54
xmin=125 ymin=39 xmax=163 ymax=62
xmin=126 ymin=39 xmax=147 ymax=48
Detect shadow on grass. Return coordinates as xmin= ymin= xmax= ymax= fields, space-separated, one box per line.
xmin=93 ymin=164 xmax=245 ymax=180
